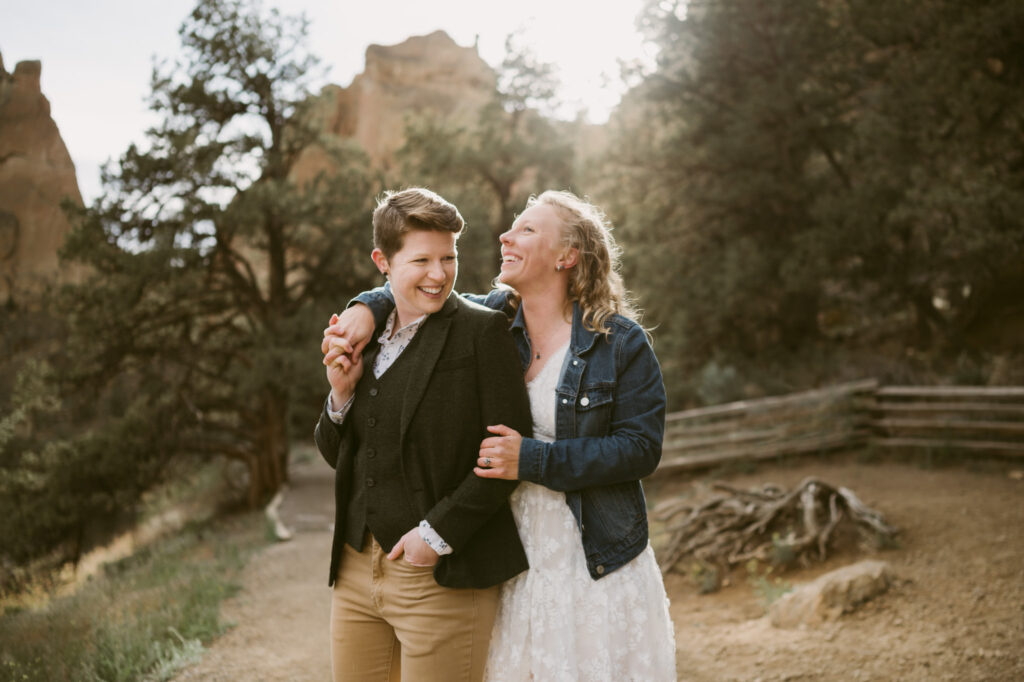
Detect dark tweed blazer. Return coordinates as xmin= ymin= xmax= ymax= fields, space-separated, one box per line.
xmin=314 ymin=294 xmax=532 ymax=588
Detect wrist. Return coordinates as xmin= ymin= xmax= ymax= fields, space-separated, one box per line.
xmin=330 ymin=389 xmax=352 ymax=408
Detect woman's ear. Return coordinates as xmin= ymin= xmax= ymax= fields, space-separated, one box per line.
xmin=370 ymin=249 xmax=389 ymax=276
xmin=559 ymin=248 xmax=579 ymax=270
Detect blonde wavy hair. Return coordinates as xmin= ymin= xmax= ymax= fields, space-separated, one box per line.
xmin=503 ymin=190 xmax=640 ymax=336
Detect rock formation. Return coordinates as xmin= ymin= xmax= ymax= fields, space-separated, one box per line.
xmin=316 ymin=30 xmax=496 ymax=170
xmin=0 ymin=52 xmax=83 ymax=305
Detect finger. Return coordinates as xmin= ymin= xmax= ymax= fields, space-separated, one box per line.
xmin=329 ymin=337 xmax=355 ymax=355
xmin=486 ymin=424 xmax=515 ymax=436
xmin=325 ymin=349 xmax=352 ymax=369
xmin=328 ymin=356 xmax=353 ymax=373
xmin=474 ymin=465 xmax=513 ymax=480
xmin=479 ymin=437 xmax=504 ymax=450
xmin=353 ymin=337 xmax=370 ymax=355
xmin=387 ymin=538 xmax=405 ymax=561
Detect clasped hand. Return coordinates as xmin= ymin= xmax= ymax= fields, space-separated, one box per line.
xmin=322 ymin=308 xmax=376 ymax=403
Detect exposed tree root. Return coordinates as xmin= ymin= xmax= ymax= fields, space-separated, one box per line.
xmin=654 ymin=477 xmax=899 ymax=588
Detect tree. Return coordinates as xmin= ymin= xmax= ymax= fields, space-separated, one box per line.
xmin=604 ymin=0 xmax=1024 ymax=405
xmin=58 ymin=0 xmax=378 ymax=507
xmin=803 ymin=0 xmax=1024 ymax=353
xmin=396 ymin=34 xmax=576 ymax=289
xmin=606 ymin=0 xmax=864 ymax=400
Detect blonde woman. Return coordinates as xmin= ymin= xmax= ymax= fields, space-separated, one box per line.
xmin=325 ymin=190 xmax=676 ymax=680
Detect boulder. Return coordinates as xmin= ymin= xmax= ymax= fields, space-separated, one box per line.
xmin=769 ymin=559 xmax=893 ymax=629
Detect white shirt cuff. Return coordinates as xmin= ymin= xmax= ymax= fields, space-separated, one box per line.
xmin=418 ymin=520 xmax=453 ymax=556
xmin=327 ymin=393 xmax=355 ymax=424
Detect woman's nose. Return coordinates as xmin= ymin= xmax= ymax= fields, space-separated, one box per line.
xmin=499 ymin=230 xmax=512 ymax=245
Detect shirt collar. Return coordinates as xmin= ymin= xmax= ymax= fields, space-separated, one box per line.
xmin=379 ymin=309 xmax=427 ymax=345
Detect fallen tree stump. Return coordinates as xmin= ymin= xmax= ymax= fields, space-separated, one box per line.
xmin=654 ymin=477 xmax=899 ymax=588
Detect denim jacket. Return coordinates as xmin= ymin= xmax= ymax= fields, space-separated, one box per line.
xmin=352 ymin=286 xmax=667 ymax=580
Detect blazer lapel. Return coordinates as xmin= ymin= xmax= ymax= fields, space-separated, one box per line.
xmin=399 ymin=295 xmax=457 ymax=443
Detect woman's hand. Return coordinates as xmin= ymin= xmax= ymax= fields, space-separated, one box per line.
xmin=324 ymin=313 xmax=364 ymax=405
xmin=387 ymin=528 xmax=440 ymax=567
xmin=322 ymin=304 xmax=376 ymax=371
xmin=475 ymin=424 xmax=523 ymax=480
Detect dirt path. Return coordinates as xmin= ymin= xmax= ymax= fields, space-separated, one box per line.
xmin=175 ymin=453 xmax=1024 ymax=681
xmin=173 ymin=454 xmax=335 ymax=681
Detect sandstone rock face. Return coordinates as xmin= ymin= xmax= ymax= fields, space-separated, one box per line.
xmin=317 ymin=30 xmax=496 ymax=170
xmin=769 ymin=559 xmax=893 ymax=629
xmin=0 ymin=52 xmax=83 ymax=304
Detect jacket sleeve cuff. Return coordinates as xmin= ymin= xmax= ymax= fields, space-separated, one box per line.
xmin=518 ymin=437 xmax=545 ymax=483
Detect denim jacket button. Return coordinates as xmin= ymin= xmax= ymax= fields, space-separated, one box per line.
xmin=572 ymin=360 xmax=578 ymax=366
xmin=580 ymin=396 xmax=590 ymax=406
xmin=561 ymin=398 xmax=568 ymax=405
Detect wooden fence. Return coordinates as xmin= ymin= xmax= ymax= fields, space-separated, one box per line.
xmin=652 ymin=379 xmax=1024 ymax=477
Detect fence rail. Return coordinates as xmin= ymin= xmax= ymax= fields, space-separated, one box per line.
xmin=652 ymin=379 xmax=1024 ymax=477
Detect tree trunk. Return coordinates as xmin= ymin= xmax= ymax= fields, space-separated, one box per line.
xmin=246 ymin=388 xmax=291 ymax=508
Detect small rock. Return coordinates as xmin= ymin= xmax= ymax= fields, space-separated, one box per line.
xmin=769 ymin=560 xmax=893 ymax=629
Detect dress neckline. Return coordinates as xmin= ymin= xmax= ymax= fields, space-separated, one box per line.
xmin=526 ymin=340 xmax=570 ymax=387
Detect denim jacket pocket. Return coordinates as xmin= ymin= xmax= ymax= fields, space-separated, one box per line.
xmin=573 ymin=384 xmax=614 ymax=434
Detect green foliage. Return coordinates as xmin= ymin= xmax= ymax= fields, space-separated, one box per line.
xmin=56 ymin=0 xmax=380 ymax=512
xmin=745 ymin=559 xmax=793 ymax=610
xmin=0 ymin=513 xmax=263 ymax=682
xmin=605 ymin=0 xmax=1024 ymax=406
xmin=688 ymin=561 xmax=721 ymax=595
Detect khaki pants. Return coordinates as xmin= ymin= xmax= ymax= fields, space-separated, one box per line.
xmin=330 ymin=537 xmax=499 ymax=682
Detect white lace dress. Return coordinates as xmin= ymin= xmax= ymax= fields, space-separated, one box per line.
xmin=484 ymin=344 xmax=677 ymax=682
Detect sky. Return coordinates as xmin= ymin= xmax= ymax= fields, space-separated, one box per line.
xmin=2 ymin=0 xmax=655 ymax=203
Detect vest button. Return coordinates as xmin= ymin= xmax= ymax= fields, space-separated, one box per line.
xmin=367 ymin=417 xmax=376 ymax=427
xmin=596 ymin=565 xmax=605 ymax=575
xmin=366 ymin=478 xmax=376 ymax=487
xmin=369 ymin=387 xmax=379 ymax=397
xmin=366 ymin=448 xmax=376 ymax=458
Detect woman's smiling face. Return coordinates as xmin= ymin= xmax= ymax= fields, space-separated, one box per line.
xmin=374 ymin=228 xmax=458 ymax=327
xmin=498 ymin=203 xmax=565 ymax=290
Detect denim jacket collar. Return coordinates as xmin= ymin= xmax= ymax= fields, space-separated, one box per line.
xmin=509 ymin=300 xmax=599 ymax=359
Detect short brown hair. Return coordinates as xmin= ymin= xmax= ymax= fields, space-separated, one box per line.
xmin=372 ymin=187 xmax=465 ymax=258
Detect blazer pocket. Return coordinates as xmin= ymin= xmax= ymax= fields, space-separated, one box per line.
xmin=434 ymin=353 xmax=474 ymax=372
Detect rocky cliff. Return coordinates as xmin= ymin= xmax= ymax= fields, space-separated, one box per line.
xmin=317 ymin=30 xmax=496 ymax=169
xmin=0 ymin=52 xmax=82 ymax=305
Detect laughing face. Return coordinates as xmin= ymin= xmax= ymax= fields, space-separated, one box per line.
xmin=498 ymin=203 xmax=567 ymax=291
xmin=373 ymin=228 xmax=458 ymax=328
